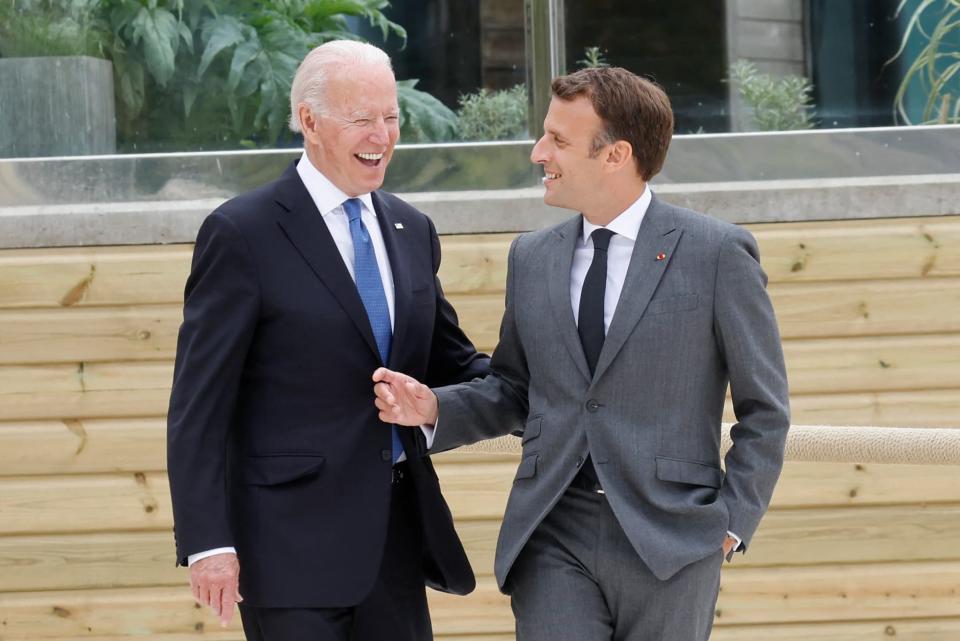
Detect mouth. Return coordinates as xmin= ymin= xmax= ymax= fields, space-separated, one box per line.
xmin=355 ymin=152 xmax=385 ymax=167
xmin=542 ymin=171 xmax=561 ymax=184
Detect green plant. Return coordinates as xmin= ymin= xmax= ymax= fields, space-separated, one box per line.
xmin=456 ymin=84 xmax=528 ymax=141
xmin=0 ymin=0 xmax=106 ymax=58
xmin=1 ymin=0 xmax=460 ymax=150
xmin=727 ymin=60 xmax=815 ymax=131
xmin=887 ymin=0 xmax=960 ymax=124
xmin=396 ymin=79 xmax=458 ymax=142
xmin=577 ymin=46 xmax=609 ymax=69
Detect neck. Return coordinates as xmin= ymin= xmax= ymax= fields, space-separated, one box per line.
xmin=581 ymin=180 xmax=647 ymax=227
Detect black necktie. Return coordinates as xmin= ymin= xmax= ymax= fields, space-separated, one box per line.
xmin=578 ymin=228 xmax=615 ymax=376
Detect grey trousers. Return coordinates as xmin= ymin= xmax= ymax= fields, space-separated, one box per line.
xmin=507 ymin=486 xmax=723 ymax=641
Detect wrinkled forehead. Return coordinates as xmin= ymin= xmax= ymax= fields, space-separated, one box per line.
xmin=325 ymin=62 xmax=398 ymax=112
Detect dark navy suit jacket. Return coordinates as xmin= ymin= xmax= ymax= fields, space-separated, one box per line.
xmin=167 ymin=163 xmax=489 ymax=607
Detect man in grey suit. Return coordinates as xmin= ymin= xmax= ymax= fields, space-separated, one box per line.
xmin=373 ymin=67 xmax=790 ymax=640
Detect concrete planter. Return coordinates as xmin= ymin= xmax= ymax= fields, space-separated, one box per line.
xmin=0 ymin=56 xmax=116 ymax=158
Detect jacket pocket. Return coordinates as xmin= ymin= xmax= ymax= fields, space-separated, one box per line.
xmin=647 ymin=293 xmax=699 ymax=316
xmin=521 ymin=415 xmax=543 ymax=444
xmin=655 ymin=456 xmax=723 ymax=488
xmin=242 ymin=454 xmax=326 ymax=486
xmin=514 ymin=454 xmax=538 ymax=481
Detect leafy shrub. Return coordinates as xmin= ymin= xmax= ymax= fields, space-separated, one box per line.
xmin=0 ymin=0 xmax=459 ymax=149
xmin=887 ymin=0 xmax=960 ymax=125
xmin=456 ymin=84 xmax=528 ymax=141
xmin=728 ymin=60 xmax=815 ymax=131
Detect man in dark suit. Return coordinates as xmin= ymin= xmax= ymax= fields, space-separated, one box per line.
xmin=374 ymin=67 xmax=790 ymax=641
xmin=166 ymin=40 xmax=489 ymax=641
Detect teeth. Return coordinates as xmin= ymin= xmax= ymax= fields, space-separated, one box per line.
xmin=357 ymin=152 xmax=383 ymax=160
xmin=545 ymin=172 xmax=560 ymax=179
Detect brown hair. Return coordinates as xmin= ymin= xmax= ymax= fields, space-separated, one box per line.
xmin=551 ymin=67 xmax=674 ymax=181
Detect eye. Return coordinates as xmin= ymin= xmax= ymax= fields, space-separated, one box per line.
xmin=385 ymin=115 xmax=400 ymax=122
xmin=354 ymin=118 xmax=372 ymax=126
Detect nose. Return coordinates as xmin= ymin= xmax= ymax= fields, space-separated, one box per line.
xmin=530 ymin=135 xmax=549 ymax=165
xmin=369 ymin=117 xmax=390 ymax=145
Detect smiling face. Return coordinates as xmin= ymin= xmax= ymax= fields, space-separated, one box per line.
xmin=530 ymin=96 xmax=612 ymax=216
xmin=299 ymin=62 xmax=400 ymax=196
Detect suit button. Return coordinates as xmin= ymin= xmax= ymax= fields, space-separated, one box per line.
xmin=586 ymin=400 xmax=601 ymax=412
xmin=381 ymin=449 xmax=392 ymax=461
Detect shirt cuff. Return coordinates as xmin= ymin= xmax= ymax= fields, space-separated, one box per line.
xmin=420 ymin=423 xmax=436 ymax=450
xmin=187 ymin=547 xmax=236 ymax=567
xmin=726 ymin=531 xmax=742 ymax=551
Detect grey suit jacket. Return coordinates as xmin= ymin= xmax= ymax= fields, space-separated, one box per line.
xmin=432 ymin=195 xmax=790 ymax=590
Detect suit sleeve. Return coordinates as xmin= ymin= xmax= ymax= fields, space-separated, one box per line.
xmin=430 ymin=235 xmax=530 ymax=453
xmin=167 ymin=210 xmax=260 ymax=566
xmin=423 ymin=216 xmax=491 ymax=386
xmin=714 ymin=226 xmax=790 ymax=551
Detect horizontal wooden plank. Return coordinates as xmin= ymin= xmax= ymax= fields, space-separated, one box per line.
xmin=2 ymin=217 xmax=958 ymax=312
xmin=783 ymin=334 xmax=960 ymax=395
xmin=7 ymin=559 xmax=955 ymax=639
xmin=3 ymin=460 xmax=957 ymax=537
xmin=0 ymin=306 xmax=181 ymax=365
xmin=455 ymin=502 xmax=960 ymax=576
xmin=10 ymin=277 xmax=957 ymax=367
xmin=0 ymin=472 xmax=171 ymax=536
xmin=0 ymin=362 xmax=173 ymax=421
xmin=751 ymin=216 xmax=960 ymax=283
xmin=0 ymin=531 xmax=181 ymax=592
xmin=0 ymin=245 xmax=192 ymax=309
xmin=711 ymin=619 xmax=960 ymax=641
xmin=0 ymin=418 xmax=166 ymax=476
xmin=784 ymin=389 xmax=960 ymax=428
xmin=3 ymin=332 xmax=957 ymax=422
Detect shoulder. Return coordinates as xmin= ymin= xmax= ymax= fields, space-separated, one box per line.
xmin=651 ymin=196 xmax=753 ymax=250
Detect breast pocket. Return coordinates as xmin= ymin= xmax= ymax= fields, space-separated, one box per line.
xmin=646 ymin=293 xmax=699 ymax=316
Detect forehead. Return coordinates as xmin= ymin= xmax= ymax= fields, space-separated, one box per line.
xmin=544 ymin=95 xmax=602 ymax=138
xmin=325 ymin=63 xmax=398 ymax=114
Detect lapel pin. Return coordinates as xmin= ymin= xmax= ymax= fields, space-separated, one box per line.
xmin=656 ymin=252 xmax=667 ymax=261
xmin=394 ymin=223 xmax=404 ymax=230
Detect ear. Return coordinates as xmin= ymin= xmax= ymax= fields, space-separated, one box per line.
xmin=298 ymin=104 xmax=320 ymax=144
xmin=603 ymin=140 xmax=634 ymax=173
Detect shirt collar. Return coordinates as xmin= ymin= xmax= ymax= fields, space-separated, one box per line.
xmin=296 ymin=151 xmax=376 ymax=218
xmin=581 ymin=185 xmax=651 ymax=244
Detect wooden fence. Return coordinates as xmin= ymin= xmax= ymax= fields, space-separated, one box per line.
xmin=0 ymin=214 xmax=958 ymax=640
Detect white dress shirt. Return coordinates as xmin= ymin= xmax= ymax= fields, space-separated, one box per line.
xmin=570 ymin=187 xmax=742 ymax=553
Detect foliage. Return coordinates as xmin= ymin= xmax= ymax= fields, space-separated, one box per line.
xmin=577 ymin=46 xmax=609 ymax=69
xmin=1 ymin=0 xmax=459 ymax=149
xmin=396 ymin=79 xmax=458 ymax=142
xmin=456 ymin=84 xmax=528 ymax=141
xmin=727 ymin=60 xmax=815 ymax=131
xmin=0 ymin=0 xmax=106 ymax=58
xmin=887 ymin=0 xmax=960 ymax=125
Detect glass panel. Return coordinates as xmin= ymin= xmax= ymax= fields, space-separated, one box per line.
xmin=560 ymin=0 xmax=960 ymax=133
xmin=0 ymin=0 xmax=527 ymax=159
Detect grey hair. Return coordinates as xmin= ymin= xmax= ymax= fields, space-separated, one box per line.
xmin=288 ymin=40 xmax=394 ymax=133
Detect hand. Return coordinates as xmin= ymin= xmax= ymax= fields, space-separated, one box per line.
xmin=190 ymin=552 xmax=242 ymax=628
xmin=722 ymin=535 xmax=737 ymax=558
xmin=373 ymin=367 xmax=439 ymax=426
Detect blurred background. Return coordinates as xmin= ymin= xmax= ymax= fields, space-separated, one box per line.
xmin=1 ymin=2 xmax=959 ymax=641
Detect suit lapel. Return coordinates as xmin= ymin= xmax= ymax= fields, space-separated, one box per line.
xmin=592 ymin=196 xmax=682 ymax=383
xmin=272 ymin=164 xmax=382 ymax=362
xmin=370 ymin=191 xmax=413 ymax=370
xmin=547 ymin=215 xmax=593 ymax=383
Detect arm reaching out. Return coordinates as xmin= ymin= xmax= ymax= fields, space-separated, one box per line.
xmin=373 ymin=368 xmax=439 ymax=426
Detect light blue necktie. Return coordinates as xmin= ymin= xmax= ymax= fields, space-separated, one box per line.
xmin=343 ymin=198 xmax=404 ymax=464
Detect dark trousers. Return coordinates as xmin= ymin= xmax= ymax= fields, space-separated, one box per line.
xmin=239 ymin=466 xmax=431 ymax=641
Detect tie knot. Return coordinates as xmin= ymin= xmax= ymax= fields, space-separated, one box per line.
xmin=591 ymin=228 xmax=615 ymax=252
xmin=342 ymin=198 xmax=363 ymax=223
